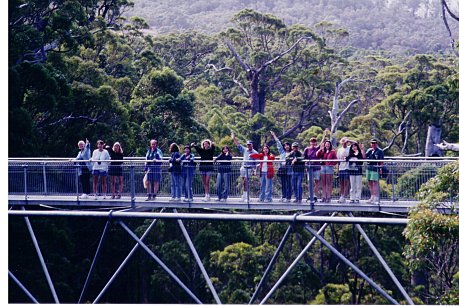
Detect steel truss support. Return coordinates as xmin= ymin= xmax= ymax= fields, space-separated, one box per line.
xmin=174 ymin=209 xmax=222 ymax=304
xmin=8 ymin=270 xmax=39 ymax=303
xmin=250 ymin=212 xmax=325 ymax=304
xmin=93 ymin=208 xmax=165 ymax=303
xmin=348 ymin=212 xmax=414 ymax=305
xmin=303 ymin=224 xmax=399 ymax=305
xmin=260 ymin=219 xmax=331 ymax=304
xmin=117 ymin=220 xmax=203 ymax=304
xmin=78 ymin=217 xmax=112 ymax=303
xmin=22 ymin=207 xmax=60 ymax=303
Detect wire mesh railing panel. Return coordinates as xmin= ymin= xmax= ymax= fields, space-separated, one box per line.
xmin=7 ymin=159 xmax=456 ymax=203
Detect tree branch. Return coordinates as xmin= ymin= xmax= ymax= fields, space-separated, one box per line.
xmin=382 ymin=110 xmax=412 ymax=151
xmin=225 ymin=40 xmax=252 ymax=73
xmin=48 ymin=114 xmax=100 ymax=126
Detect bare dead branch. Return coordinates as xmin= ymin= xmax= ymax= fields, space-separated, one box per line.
xmin=225 ymin=40 xmax=252 ymax=72
xmin=49 ymin=115 xmax=100 ymax=126
xmin=382 ymin=110 xmax=412 ymax=151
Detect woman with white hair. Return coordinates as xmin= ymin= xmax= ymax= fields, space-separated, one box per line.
xmin=75 ymin=138 xmax=92 ymax=199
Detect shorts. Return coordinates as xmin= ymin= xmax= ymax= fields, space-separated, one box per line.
xmin=320 ymin=165 xmax=334 ymax=175
xmin=147 ymin=170 xmax=162 ymax=182
xmin=366 ymin=170 xmax=379 ymax=181
xmin=93 ymin=170 xmax=108 ymax=176
xmin=307 ymin=170 xmax=320 ymax=181
xmin=240 ymin=167 xmax=255 ymax=178
xmin=338 ymin=170 xmax=350 ymax=179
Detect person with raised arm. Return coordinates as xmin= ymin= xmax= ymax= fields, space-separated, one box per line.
xmin=75 ymin=138 xmax=92 ymax=199
xmin=191 ymin=139 xmax=216 ymax=202
xmin=336 ymin=137 xmax=352 ymax=203
xmin=231 ymin=131 xmax=258 ymax=202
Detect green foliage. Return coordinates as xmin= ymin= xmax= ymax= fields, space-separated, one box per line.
xmin=403 ymin=161 xmax=459 ymax=304
xmin=395 ymin=164 xmax=438 ymax=199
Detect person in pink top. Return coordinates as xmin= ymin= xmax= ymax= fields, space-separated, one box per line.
xmin=316 ymin=140 xmax=337 ymax=203
xmin=250 ymin=145 xmax=276 ymax=202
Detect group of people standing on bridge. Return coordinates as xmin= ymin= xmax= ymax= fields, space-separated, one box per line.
xmin=74 ymin=129 xmax=385 ymax=204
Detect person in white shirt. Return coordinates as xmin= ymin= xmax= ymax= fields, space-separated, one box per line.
xmin=337 ymin=137 xmax=351 ymax=203
xmin=91 ymin=140 xmax=111 ymax=199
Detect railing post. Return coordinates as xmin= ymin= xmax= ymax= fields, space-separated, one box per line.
xmin=308 ymin=164 xmax=315 ymax=210
xmin=42 ymin=162 xmax=48 ymax=195
xmin=391 ymin=164 xmax=396 ymax=202
xmin=130 ymin=162 xmax=136 ymax=208
xmin=75 ymin=164 xmax=80 ymax=201
xmin=245 ymin=165 xmax=251 ymax=208
xmin=22 ymin=165 xmax=28 ymax=201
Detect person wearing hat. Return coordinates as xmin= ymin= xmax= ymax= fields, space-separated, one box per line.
xmin=304 ymin=131 xmax=328 ymax=201
xmin=231 ymin=131 xmax=258 ymax=202
xmin=365 ymin=138 xmax=384 ymax=204
xmin=337 ymin=137 xmax=352 ymax=203
xmin=286 ymin=141 xmax=305 ymax=203
xmin=271 ymin=131 xmax=292 ymax=202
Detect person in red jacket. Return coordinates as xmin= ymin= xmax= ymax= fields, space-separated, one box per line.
xmin=316 ymin=140 xmax=337 ymax=203
xmin=250 ymin=145 xmax=276 ymax=202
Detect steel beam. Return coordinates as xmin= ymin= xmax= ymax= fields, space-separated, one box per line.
xmin=92 ymin=208 xmax=165 ymax=303
xmin=22 ymin=207 xmax=60 ymax=303
xmin=9 ymin=210 xmax=408 ymax=225
xmin=303 ymin=224 xmax=399 ymax=305
xmin=8 ymin=270 xmax=39 ymax=303
xmin=174 ymin=209 xmax=222 ymax=304
xmin=118 ymin=220 xmax=203 ymax=304
xmin=349 ymin=212 xmax=414 ymax=305
xmin=78 ymin=218 xmax=112 ymax=303
xmin=260 ymin=219 xmax=331 ymax=304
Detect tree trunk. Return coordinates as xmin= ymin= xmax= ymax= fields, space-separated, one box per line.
xmin=425 ymin=125 xmax=444 ymax=157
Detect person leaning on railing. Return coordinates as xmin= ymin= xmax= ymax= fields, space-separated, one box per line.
xmin=286 ymin=142 xmax=305 ymax=203
xmin=180 ymin=145 xmax=196 ymax=202
xmin=214 ymin=145 xmax=232 ymax=202
xmin=105 ymin=142 xmax=124 ymax=199
xmin=271 ymin=131 xmax=293 ymax=203
xmin=365 ymin=138 xmax=384 ymax=204
xmin=74 ymin=138 xmax=92 ymax=199
xmin=144 ymin=139 xmax=163 ymax=201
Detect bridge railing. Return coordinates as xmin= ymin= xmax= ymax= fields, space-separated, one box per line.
xmin=8 ymin=157 xmax=458 ymax=204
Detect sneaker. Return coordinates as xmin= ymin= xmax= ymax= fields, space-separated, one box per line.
xmin=189 ymin=198 xmax=193 ymax=202
xmin=221 ymin=198 xmax=227 ymax=202
xmin=264 ymin=199 xmax=272 ymax=203
xmin=366 ymin=197 xmax=374 ymax=204
xmin=94 ymin=195 xmax=98 ymax=200
xmin=111 ymin=195 xmax=116 ymax=199
xmin=183 ymin=198 xmax=189 ymax=202
xmin=215 ymin=198 xmax=220 ymax=202
xmin=350 ymin=200 xmax=355 ymax=203
xmin=169 ymin=197 xmax=175 ymax=201
xmin=355 ymin=200 xmax=360 ymax=203
xmin=338 ymin=196 xmax=345 ymax=203
xmin=116 ymin=194 xmax=121 ymax=199
xmin=145 ymin=195 xmax=152 ymax=201
xmin=286 ymin=199 xmax=291 ymax=202
xmin=279 ymin=198 xmax=285 ymax=202
xmin=80 ymin=193 xmax=88 ymax=199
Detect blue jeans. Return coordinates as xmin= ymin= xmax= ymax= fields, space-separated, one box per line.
xmin=171 ymin=173 xmax=181 ymax=198
xmin=281 ymin=174 xmax=292 ymax=200
xmin=217 ymin=172 xmax=230 ymax=199
xmin=182 ymin=169 xmax=194 ymax=199
xmin=259 ymin=173 xmax=273 ymax=201
xmin=292 ymin=172 xmax=304 ymax=201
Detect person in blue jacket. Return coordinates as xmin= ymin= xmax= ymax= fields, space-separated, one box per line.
xmin=75 ymin=138 xmax=92 ymax=199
